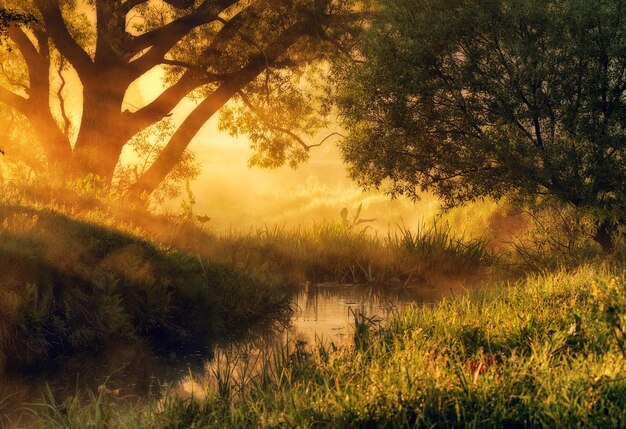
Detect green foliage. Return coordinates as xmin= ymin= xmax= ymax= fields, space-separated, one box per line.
xmin=219 ymin=67 xmax=333 ymax=169
xmin=338 ymin=0 xmax=626 ymax=246
xmin=593 ymin=275 xmax=626 ymax=358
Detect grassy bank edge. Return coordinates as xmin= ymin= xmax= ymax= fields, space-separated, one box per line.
xmin=23 ymin=263 xmax=626 ymax=428
xmin=0 ymin=203 xmax=292 ymax=372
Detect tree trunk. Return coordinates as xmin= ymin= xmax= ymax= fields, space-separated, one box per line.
xmin=594 ymin=219 xmax=615 ymax=254
xmin=27 ymin=107 xmax=73 ymax=172
xmin=72 ymin=72 xmax=131 ymax=182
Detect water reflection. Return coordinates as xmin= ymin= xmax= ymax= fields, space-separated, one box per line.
xmin=290 ymin=282 xmax=443 ymax=343
xmin=0 ymin=343 xmax=210 ymax=427
xmin=170 ymin=282 xmax=460 ymax=403
xmin=0 ymin=281 xmax=460 ymax=426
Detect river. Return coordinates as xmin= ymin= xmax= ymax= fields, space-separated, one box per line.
xmin=0 ymin=281 xmax=462 ymax=427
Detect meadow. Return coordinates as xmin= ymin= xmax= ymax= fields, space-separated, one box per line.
xmin=1 ymin=181 xmax=624 ymax=428
xmin=0 ymin=181 xmax=492 ymax=373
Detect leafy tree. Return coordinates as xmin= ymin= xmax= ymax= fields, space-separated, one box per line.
xmin=0 ymin=0 xmax=368 ymax=196
xmin=338 ymin=0 xmax=626 ymax=252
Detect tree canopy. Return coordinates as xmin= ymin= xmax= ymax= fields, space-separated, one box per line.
xmin=0 ymin=0 xmax=367 ymax=196
xmin=338 ymin=0 xmax=626 ymax=250
xmin=0 ymin=7 xmax=35 ymax=38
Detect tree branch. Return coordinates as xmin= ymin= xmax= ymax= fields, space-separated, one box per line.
xmin=312 ymin=132 xmax=345 ymax=148
xmin=128 ymin=16 xmax=213 ymax=78
xmin=94 ymin=0 xmax=130 ymax=63
xmin=122 ymin=0 xmax=149 ymax=14
xmin=0 ymin=85 xmax=30 ymax=113
xmin=127 ymin=0 xmax=242 ymax=78
xmin=130 ymin=18 xmax=317 ymax=196
xmin=56 ymin=57 xmax=71 ymax=137
xmin=237 ymin=90 xmax=313 ymax=152
xmin=126 ymin=5 xmax=265 ymax=129
xmin=7 ymin=26 xmax=40 ymax=71
xmin=124 ymin=70 xmax=205 ymax=137
xmin=159 ymin=58 xmax=231 ymax=80
xmin=7 ymin=25 xmax=52 ymax=99
xmin=33 ymin=0 xmax=93 ymax=77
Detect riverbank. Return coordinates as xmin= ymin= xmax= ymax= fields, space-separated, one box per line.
xmin=0 ymin=203 xmax=291 ymax=372
xmin=3 ymin=190 xmax=623 ymax=428
xmin=22 ymin=264 xmax=626 ymax=428
xmin=0 ymin=189 xmax=495 ymax=367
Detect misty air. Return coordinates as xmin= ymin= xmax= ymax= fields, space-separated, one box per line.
xmin=0 ymin=1 xmax=625 ymax=428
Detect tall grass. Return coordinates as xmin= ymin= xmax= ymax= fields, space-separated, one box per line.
xmin=1 ymin=179 xmax=494 ymax=283
xmin=202 ymin=221 xmax=493 ymax=286
xmin=388 ymin=222 xmax=491 ymax=275
xmin=27 ymin=265 xmax=626 ymax=428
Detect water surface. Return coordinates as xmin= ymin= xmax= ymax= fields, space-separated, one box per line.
xmin=289 ymin=282 xmax=460 ymax=343
xmin=1 ymin=281 xmax=461 ymax=426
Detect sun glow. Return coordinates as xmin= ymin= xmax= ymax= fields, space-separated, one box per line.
xmin=126 ymin=66 xmax=436 ymax=231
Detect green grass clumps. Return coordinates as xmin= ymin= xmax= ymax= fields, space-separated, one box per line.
xmin=204 ymin=221 xmax=492 ymax=286
xmin=0 ymin=204 xmax=290 ymax=371
xmin=32 ymin=265 xmax=626 ymax=428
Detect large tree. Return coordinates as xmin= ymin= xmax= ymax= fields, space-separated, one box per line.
xmin=0 ymin=0 xmax=366 ymax=196
xmin=338 ymin=0 xmax=626 ymax=251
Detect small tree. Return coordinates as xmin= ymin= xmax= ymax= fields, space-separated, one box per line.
xmin=338 ymin=0 xmax=626 ymax=252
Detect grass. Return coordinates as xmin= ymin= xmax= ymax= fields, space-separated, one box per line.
xmin=195 ymin=221 xmax=493 ymax=286
xmin=0 ymin=203 xmax=291 ymax=372
xmin=5 ymin=182 xmax=624 ymax=427
xmin=20 ymin=264 xmax=626 ymax=428
xmin=0 ymin=184 xmax=493 ymax=372
xmin=1 ymin=180 xmax=495 ymax=285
